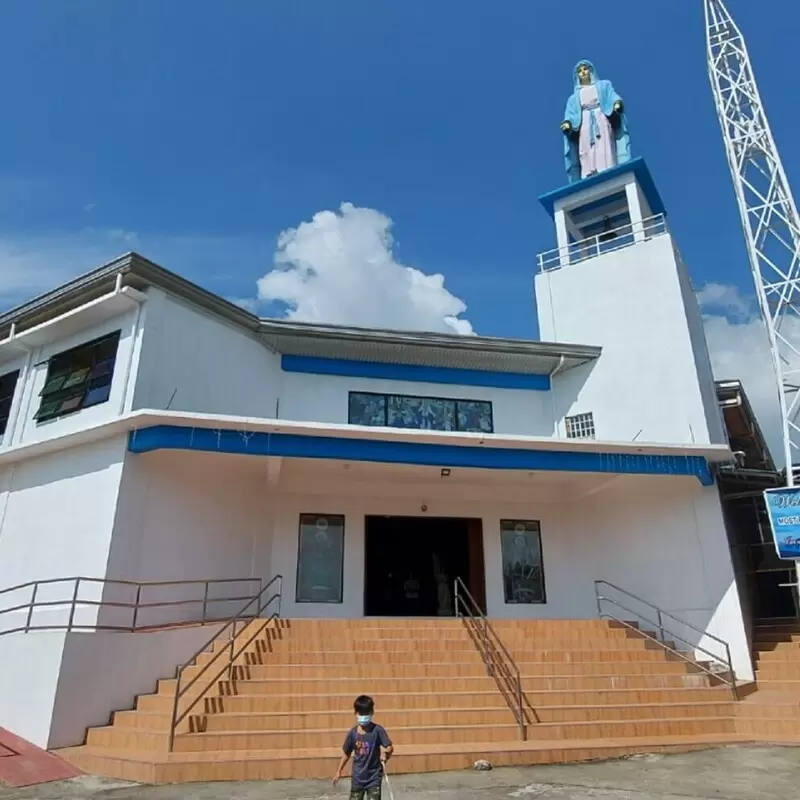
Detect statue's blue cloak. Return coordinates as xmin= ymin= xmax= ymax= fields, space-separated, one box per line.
xmin=563 ymin=60 xmax=631 ymax=183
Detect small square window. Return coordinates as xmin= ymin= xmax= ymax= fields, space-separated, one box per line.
xmin=565 ymin=412 xmax=596 ymax=440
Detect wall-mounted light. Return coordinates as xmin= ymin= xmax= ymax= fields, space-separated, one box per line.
xmin=441 ymin=468 xmax=451 ymax=477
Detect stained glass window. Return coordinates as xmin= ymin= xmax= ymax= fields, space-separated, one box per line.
xmin=387 ymin=395 xmax=456 ymax=431
xmin=348 ymin=391 xmax=493 ymax=433
xmin=296 ymin=514 xmax=345 ymax=603
xmin=349 ymin=393 xmax=387 ymax=427
xmin=456 ymin=400 xmax=493 ymax=433
xmin=500 ymin=520 xmax=546 ymax=604
xmin=35 ymin=331 xmax=121 ymax=423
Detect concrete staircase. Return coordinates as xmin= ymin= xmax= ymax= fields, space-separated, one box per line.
xmin=736 ymin=620 xmax=800 ymax=740
xmin=58 ymin=618 xmax=745 ymax=783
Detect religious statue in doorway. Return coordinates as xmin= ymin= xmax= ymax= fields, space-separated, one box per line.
xmin=561 ymin=60 xmax=631 ymax=183
xmin=432 ymin=553 xmax=453 ymax=616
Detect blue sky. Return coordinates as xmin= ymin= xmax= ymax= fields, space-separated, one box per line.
xmin=0 ymin=0 xmax=793 ymax=447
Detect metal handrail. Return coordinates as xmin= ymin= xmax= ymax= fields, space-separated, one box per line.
xmin=0 ymin=576 xmax=263 ymax=636
xmin=594 ymin=580 xmax=738 ymax=699
xmin=167 ymin=574 xmax=283 ymax=751
xmin=453 ymin=577 xmax=526 ymax=740
xmin=537 ymin=213 xmax=668 ymax=272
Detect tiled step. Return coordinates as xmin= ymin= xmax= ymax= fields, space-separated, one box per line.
xmin=58 ymin=732 xmax=750 ymax=784
xmin=182 ymin=660 xmax=706 ymax=682
xmin=136 ymin=686 xmax=729 ymax=714
xmin=86 ymin=716 xmax=738 ymax=752
xmin=196 ymin=648 xmax=685 ymax=667
xmin=155 ymin=671 xmax=715 ymax=698
xmin=752 ymin=663 xmax=800 ymax=678
xmin=114 ymin=701 xmax=734 ymax=733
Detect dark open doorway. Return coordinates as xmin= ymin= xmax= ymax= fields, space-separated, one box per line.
xmin=364 ymin=516 xmax=485 ymax=616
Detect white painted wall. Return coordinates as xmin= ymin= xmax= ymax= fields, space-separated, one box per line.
xmin=8 ymin=311 xmax=140 ymax=448
xmin=102 ymin=450 xmax=272 ymax=626
xmin=0 ymin=631 xmax=66 ymax=747
xmin=537 ymin=234 xmax=717 ymax=445
xmin=50 ymin=624 xmax=224 ymax=748
xmin=131 ymin=290 xmax=281 ymax=417
xmin=280 ymin=372 xmax=555 ymax=437
xmin=0 ymin=437 xmax=127 ymax=618
xmin=673 ymin=243 xmax=728 ymax=446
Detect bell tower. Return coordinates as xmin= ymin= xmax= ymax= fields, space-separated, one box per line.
xmin=534 ymin=157 xmax=726 ymax=447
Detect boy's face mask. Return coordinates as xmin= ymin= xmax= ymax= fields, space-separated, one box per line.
xmin=357 ymin=715 xmax=373 ymax=726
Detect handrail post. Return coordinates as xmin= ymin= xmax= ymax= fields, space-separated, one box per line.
xmin=726 ymin=642 xmax=738 ymax=700
xmin=202 ymin=581 xmax=209 ymax=623
xmin=656 ymin=609 xmax=664 ymax=643
xmin=25 ymin=583 xmax=39 ymax=632
xmin=483 ymin=615 xmax=491 ymax=676
xmin=67 ymin=578 xmax=80 ymax=632
xmin=131 ymin=584 xmax=142 ymax=631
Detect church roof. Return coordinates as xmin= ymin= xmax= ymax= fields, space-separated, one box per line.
xmin=0 ymin=252 xmax=601 ymax=376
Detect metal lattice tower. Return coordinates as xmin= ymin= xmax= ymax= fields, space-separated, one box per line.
xmin=705 ymin=0 xmax=800 ymax=483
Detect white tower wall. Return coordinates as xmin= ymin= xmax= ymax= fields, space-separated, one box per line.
xmin=537 ymin=232 xmax=726 ymax=446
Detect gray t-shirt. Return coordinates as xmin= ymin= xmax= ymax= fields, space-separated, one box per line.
xmin=343 ymin=723 xmax=392 ymax=790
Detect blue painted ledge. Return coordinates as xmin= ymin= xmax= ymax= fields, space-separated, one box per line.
xmin=280 ymin=355 xmax=551 ymax=391
xmin=127 ymin=425 xmax=714 ymax=485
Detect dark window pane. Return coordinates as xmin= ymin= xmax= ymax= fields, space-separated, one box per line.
xmin=348 ymin=393 xmax=386 ymax=426
xmin=89 ymin=358 xmax=114 ymax=379
xmin=387 ymin=395 xmax=455 ymax=431
xmin=295 ymin=514 xmax=344 ymax=603
xmin=456 ymin=400 xmax=493 ymax=433
xmin=500 ymin=520 xmax=546 ymax=604
xmin=84 ymin=383 xmax=112 ymax=408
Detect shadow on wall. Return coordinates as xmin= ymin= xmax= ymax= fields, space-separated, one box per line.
xmin=549 ymin=361 xmax=597 ymax=435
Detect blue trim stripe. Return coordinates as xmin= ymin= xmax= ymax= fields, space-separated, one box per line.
xmin=127 ymin=425 xmax=714 ymax=485
xmin=281 ymin=355 xmax=551 ymax=391
xmin=537 ymin=157 xmax=666 ymax=219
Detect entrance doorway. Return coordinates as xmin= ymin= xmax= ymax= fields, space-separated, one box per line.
xmin=364 ymin=516 xmax=486 ymax=616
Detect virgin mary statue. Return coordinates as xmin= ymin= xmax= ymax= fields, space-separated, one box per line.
xmin=561 ymin=60 xmax=631 ymax=183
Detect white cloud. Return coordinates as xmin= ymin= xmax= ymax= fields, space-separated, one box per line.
xmin=698 ymin=282 xmax=797 ymax=465
xmin=257 ymin=203 xmax=474 ymax=335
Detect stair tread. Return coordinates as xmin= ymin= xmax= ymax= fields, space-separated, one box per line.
xmin=130 ymin=701 xmax=735 ymax=720
xmin=59 ymin=732 xmax=751 ymax=764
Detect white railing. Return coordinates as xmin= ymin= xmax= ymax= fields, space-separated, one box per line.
xmin=537 ymin=213 xmax=668 ymax=273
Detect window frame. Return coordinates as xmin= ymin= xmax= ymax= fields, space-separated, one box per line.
xmin=347 ymin=390 xmax=494 ymax=434
xmin=0 ymin=369 xmax=20 ymax=437
xmin=295 ymin=513 xmax=346 ymax=604
xmin=565 ymin=411 xmax=596 ymax=440
xmin=34 ymin=331 xmax=121 ymax=424
xmin=499 ymin=519 xmax=547 ymax=605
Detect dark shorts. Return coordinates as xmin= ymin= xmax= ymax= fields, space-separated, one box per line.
xmin=349 ymin=787 xmax=381 ymax=800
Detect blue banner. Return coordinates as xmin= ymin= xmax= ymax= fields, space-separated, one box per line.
xmin=764 ymin=487 xmax=800 ymax=561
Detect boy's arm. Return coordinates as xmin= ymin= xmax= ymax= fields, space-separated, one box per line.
xmin=379 ymin=726 xmax=394 ymax=763
xmin=333 ymin=731 xmax=354 ymax=784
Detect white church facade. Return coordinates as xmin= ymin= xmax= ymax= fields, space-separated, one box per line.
xmin=0 ymin=158 xmax=759 ymax=748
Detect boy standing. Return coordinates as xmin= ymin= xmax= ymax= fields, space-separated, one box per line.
xmin=333 ymin=695 xmax=394 ymax=799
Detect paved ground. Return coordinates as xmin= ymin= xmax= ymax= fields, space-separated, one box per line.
xmin=2 ymin=747 xmax=799 ymax=799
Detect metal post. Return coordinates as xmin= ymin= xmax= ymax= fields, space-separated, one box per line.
xmin=656 ymin=609 xmax=664 ymax=643
xmin=25 ymin=583 xmax=39 ymax=632
xmin=201 ymin=581 xmax=209 ymax=623
xmin=167 ymin=670 xmax=181 ymax=752
xmin=453 ymin=579 xmax=459 ymax=617
xmin=67 ymin=578 xmax=80 ymax=632
xmin=483 ymin=616 xmax=491 ymax=676
xmin=725 ymin=642 xmax=738 ymax=700
xmin=131 ymin=584 xmax=142 ymax=631
xmin=516 ymin=676 xmax=525 ymax=740
xmin=595 ymin=585 xmax=602 ymax=618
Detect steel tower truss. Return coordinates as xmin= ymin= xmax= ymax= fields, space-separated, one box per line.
xmin=705 ymin=0 xmax=800 ymax=482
